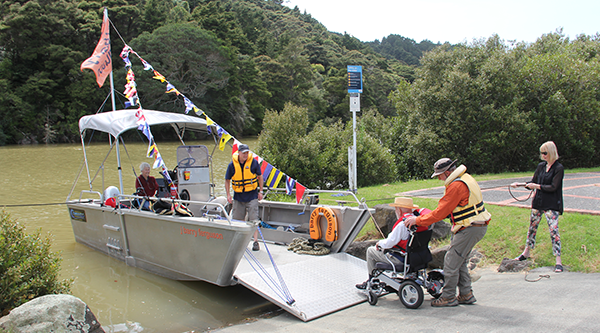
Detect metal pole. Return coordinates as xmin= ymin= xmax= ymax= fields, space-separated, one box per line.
xmin=349 ymin=93 xmax=360 ymax=192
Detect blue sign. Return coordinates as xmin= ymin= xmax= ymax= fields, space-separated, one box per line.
xmin=347 ymin=65 xmax=363 ymax=93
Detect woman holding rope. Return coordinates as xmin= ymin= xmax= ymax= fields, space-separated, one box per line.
xmin=511 ymin=141 xmax=564 ymax=272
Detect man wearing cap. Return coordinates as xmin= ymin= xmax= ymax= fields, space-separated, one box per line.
xmin=356 ymin=197 xmax=431 ymax=290
xmin=405 ymin=158 xmax=491 ymax=307
xmin=225 ymin=144 xmax=264 ymax=251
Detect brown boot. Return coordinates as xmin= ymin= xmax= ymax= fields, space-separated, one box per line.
xmin=431 ymin=296 xmax=458 ymax=307
xmin=457 ymin=291 xmax=477 ymax=304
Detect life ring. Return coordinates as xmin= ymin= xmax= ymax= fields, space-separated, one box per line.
xmin=309 ymin=206 xmax=338 ymax=242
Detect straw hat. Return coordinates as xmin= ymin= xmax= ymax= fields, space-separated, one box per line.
xmin=389 ymin=197 xmax=419 ymax=209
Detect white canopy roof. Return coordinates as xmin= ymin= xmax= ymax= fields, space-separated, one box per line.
xmin=79 ymin=109 xmax=208 ymax=138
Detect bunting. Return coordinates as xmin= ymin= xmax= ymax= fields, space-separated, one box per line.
xmin=296 ymin=182 xmax=306 ymax=204
xmin=80 ymin=8 xmax=111 ymax=87
xmin=266 ymin=168 xmax=284 ymax=189
xmin=285 ymin=176 xmax=296 ymax=195
xmin=118 ymin=44 xmax=307 ymax=200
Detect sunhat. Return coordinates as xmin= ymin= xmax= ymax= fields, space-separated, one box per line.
xmin=431 ymin=158 xmax=457 ymax=178
xmin=389 ymin=197 xmax=419 ymax=209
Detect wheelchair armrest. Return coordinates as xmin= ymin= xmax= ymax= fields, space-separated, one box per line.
xmin=383 ymin=248 xmax=406 ymax=256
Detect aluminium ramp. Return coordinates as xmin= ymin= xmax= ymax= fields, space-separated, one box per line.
xmin=234 ymin=244 xmax=367 ymax=321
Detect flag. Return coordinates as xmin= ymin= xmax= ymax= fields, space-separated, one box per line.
xmin=80 ymin=8 xmax=112 ymax=87
xmin=296 ymin=182 xmax=306 ymax=204
xmin=262 ymin=162 xmax=273 ymax=181
xmin=219 ymin=133 xmax=232 ymax=151
xmin=286 ymin=176 xmax=296 ymax=195
xmin=140 ymin=58 xmax=153 ymax=70
xmin=183 ymin=96 xmax=198 ymax=114
xmin=147 ymin=143 xmax=158 ymax=158
xmin=266 ymin=169 xmax=284 ymax=189
xmin=152 ymin=70 xmax=166 ymax=82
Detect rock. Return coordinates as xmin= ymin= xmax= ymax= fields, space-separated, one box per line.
xmin=372 ymin=204 xmax=397 ymax=236
xmin=497 ymin=257 xmax=532 ymax=272
xmin=0 ymin=294 xmax=104 ymax=333
xmin=431 ymin=221 xmax=451 ymax=240
xmin=429 ymin=245 xmax=449 ymax=269
xmin=345 ymin=240 xmax=378 ymax=260
xmin=428 ymin=246 xmax=484 ymax=281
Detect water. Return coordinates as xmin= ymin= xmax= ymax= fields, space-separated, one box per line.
xmin=0 ymin=138 xmax=278 ymax=333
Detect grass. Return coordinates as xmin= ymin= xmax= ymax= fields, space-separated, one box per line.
xmin=316 ymin=167 xmax=600 ymax=273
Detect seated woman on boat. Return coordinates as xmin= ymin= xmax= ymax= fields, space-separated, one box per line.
xmin=135 ymin=162 xmax=159 ymax=210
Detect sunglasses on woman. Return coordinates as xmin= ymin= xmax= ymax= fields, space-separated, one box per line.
xmin=540 ymin=151 xmax=548 ymax=155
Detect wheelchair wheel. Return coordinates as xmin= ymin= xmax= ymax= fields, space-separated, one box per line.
xmin=398 ymin=280 xmax=424 ymax=309
xmin=367 ymin=290 xmax=378 ymax=306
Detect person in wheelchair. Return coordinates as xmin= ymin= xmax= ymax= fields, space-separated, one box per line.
xmin=356 ymin=197 xmax=431 ymax=290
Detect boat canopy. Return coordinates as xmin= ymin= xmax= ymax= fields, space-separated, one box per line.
xmin=79 ymin=109 xmax=208 ymax=138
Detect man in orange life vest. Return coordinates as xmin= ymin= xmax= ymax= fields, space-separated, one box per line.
xmin=405 ymin=158 xmax=491 ymax=307
xmin=356 ymin=197 xmax=431 ymax=290
xmin=225 ymin=144 xmax=264 ymax=251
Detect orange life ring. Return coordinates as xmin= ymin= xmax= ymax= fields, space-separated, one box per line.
xmin=309 ymin=206 xmax=338 ymax=242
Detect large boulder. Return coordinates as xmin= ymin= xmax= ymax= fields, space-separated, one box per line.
xmin=371 ymin=204 xmax=396 ymax=236
xmin=345 ymin=240 xmax=377 ymax=260
xmin=0 ymin=294 xmax=104 ymax=333
xmin=497 ymin=257 xmax=532 ymax=272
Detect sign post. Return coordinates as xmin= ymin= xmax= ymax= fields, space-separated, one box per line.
xmin=347 ymin=65 xmax=362 ymax=192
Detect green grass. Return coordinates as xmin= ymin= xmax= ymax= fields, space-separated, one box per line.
xmin=317 ymin=167 xmax=600 ymax=273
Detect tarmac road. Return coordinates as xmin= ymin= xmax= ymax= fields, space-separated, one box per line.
xmin=215 ymin=172 xmax=600 ymax=332
xmin=215 ymin=266 xmax=600 ymax=333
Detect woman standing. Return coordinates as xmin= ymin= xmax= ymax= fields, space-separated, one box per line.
xmin=511 ymin=141 xmax=564 ymax=272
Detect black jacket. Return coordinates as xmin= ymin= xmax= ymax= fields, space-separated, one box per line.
xmin=529 ymin=161 xmax=564 ymax=214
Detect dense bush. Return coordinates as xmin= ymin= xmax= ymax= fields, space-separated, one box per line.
xmin=389 ymin=32 xmax=600 ymax=178
xmin=257 ymin=103 xmax=396 ymax=189
xmin=0 ymin=211 xmax=72 ymax=315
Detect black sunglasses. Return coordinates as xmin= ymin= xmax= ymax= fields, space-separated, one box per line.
xmin=540 ymin=151 xmax=548 ymax=155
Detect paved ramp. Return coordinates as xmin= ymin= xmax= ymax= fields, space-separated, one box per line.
xmin=234 ymin=243 xmax=367 ymax=321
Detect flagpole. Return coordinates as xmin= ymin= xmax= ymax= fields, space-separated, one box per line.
xmin=104 ymin=7 xmax=124 ymax=194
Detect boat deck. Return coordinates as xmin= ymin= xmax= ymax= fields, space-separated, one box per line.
xmin=234 ymin=242 xmax=367 ymax=321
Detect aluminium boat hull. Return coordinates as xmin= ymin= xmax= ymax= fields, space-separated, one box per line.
xmin=67 ymin=201 xmax=255 ymax=286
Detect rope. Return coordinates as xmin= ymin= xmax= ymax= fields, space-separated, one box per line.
xmin=525 ymin=273 xmax=550 ymax=282
xmin=508 ymin=185 xmax=534 ymax=202
xmin=243 ymin=226 xmax=295 ymax=305
xmin=287 ymin=237 xmax=330 ymax=255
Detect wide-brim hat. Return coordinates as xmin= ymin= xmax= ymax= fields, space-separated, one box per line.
xmin=389 ymin=197 xmax=419 ymax=209
xmin=431 ymin=158 xmax=457 ymax=178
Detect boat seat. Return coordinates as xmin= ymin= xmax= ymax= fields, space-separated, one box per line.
xmin=156 ymin=178 xmax=170 ymax=198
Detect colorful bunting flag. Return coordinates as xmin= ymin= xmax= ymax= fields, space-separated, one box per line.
xmin=286 ymin=176 xmax=296 ymax=195
xmin=267 ymin=168 xmax=284 ymax=189
xmin=80 ymin=8 xmax=111 ymax=87
xmin=296 ymin=182 xmax=306 ymax=204
xmin=152 ymin=70 xmax=166 ymax=82
xmin=219 ymin=133 xmax=232 ymax=151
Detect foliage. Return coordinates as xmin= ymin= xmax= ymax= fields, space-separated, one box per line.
xmin=0 ymin=0 xmax=420 ymax=144
xmin=0 ymin=211 xmax=72 ymax=315
xmin=389 ymin=33 xmax=600 ymax=178
xmin=257 ymin=103 xmax=396 ymax=188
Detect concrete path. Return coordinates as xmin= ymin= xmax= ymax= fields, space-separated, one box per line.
xmin=215 ymin=267 xmax=600 ymax=332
